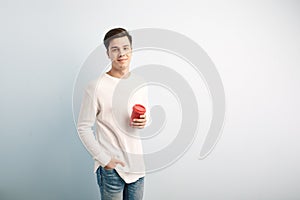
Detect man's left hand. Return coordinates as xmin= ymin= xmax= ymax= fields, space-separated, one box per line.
xmin=131 ymin=115 xmax=147 ymax=129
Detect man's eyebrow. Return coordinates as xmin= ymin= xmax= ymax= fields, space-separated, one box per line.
xmin=110 ymin=44 xmax=130 ymax=49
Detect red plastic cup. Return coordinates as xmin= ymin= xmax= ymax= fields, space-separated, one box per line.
xmin=131 ymin=104 xmax=146 ymax=122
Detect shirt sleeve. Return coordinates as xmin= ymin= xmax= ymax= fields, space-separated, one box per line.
xmin=76 ymin=84 xmax=111 ymax=167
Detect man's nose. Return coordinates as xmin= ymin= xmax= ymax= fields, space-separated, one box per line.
xmin=119 ymin=49 xmax=125 ymax=57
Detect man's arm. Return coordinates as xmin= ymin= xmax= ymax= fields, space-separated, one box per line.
xmin=77 ymin=87 xmax=111 ymax=167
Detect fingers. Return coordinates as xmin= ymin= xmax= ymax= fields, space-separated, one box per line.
xmin=132 ymin=117 xmax=147 ymax=124
xmin=118 ymin=161 xmax=126 ymax=167
xmin=133 ymin=118 xmax=146 ymax=123
xmin=105 ymin=159 xmax=126 ymax=169
xmin=131 ymin=117 xmax=147 ymax=128
xmin=132 ymin=121 xmax=146 ymax=126
xmin=133 ymin=114 xmax=146 ymax=123
xmin=115 ymin=160 xmax=126 ymax=167
xmin=130 ymin=115 xmax=147 ymax=128
xmin=131 ymin=122 xmax=146 ymax=128
xmin=131 ymin=126 xmax=145 ymax=129
xmin=139 ymin=114 xmax=146 ymax=118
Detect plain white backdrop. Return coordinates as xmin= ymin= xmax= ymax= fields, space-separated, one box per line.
xmin=0 ymin=0 xmax=299 ymax=199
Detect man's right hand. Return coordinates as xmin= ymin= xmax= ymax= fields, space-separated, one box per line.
xmin=104 ymin=157 xmax=126 ymax=170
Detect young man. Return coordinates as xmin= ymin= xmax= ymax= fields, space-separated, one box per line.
xmin=77 ymin=28 xmax=148 ymax=200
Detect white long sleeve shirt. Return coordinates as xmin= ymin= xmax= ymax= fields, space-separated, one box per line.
xmin=77 ymin=72 xmax=149 ymax=184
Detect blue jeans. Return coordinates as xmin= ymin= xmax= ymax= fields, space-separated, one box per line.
xmin=96 ymin=166 xmax=145 ymax=200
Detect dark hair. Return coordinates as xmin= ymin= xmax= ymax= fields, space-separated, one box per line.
xmin=103 ymin=28 xmax=132 ymax=50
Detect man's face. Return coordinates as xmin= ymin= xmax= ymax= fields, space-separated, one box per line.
xmin=107 ymin=36 xmax=132 ymax=71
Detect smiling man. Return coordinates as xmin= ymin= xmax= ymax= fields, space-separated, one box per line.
xmin=77 ymin=28 xmax=148 ymax=200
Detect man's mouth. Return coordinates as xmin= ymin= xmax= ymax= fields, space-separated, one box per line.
xmin=118 ymin=59 xmax=127 ymax=61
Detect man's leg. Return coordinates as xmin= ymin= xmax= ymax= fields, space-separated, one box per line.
xmin=96 ymin=166 xmax=125 ymax=200
xmin=123 ymin=176 xmax=145 ymax=200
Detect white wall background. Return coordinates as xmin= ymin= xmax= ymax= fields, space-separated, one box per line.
xmin=0 ymin=0 xmax=299 ymax=199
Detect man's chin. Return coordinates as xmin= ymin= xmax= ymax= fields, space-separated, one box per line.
xmin=118 ymin=65 xmax=129 ymax=69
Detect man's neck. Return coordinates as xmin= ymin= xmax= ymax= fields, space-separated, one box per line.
xmin=107 ymin=69 xmax=130 ymax=79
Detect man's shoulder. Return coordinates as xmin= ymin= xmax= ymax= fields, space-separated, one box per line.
xmin=84 ymin=74 xmax=106 ymax=95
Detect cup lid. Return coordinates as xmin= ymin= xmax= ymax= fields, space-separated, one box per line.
xmin=133 ymin=104 xmax=146 ymax=113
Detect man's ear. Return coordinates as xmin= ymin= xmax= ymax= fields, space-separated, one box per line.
xmin=106 ymin=50 xmax=110 ymax=58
